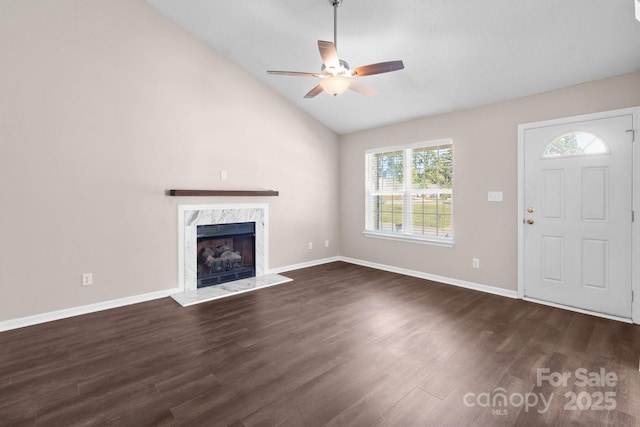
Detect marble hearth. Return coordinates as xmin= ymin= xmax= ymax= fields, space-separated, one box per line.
xmin=172 ymin=203 xmax=291 ymax=306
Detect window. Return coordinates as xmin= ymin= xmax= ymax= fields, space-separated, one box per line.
xmin=543 ymin=132 xmax=609 ymax=158
xmin=365 ymin=140 xmax=453 ymax=244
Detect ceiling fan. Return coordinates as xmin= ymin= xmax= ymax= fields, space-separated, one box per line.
xmin=267 ymin=0 xmax=405 ymax=98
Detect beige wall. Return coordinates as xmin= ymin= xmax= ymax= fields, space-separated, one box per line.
xmin=339 ymin=71 xmax=640 ymax=291
xmin=0 ymin=0 xmax=339 ymax=321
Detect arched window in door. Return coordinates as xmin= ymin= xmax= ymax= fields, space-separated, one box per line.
xmin=542 ymin=132 xmax=609 ymax=158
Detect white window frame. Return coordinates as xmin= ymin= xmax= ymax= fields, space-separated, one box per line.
xmin=363 ymin=139 xmax=454 ymax=246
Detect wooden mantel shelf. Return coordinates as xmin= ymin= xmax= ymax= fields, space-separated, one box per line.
xmin=169 ymin=189 xmax=279 ymax=197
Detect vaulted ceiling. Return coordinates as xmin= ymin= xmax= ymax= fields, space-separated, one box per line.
xmin=145 ymin=0 xmax=640 ymax=134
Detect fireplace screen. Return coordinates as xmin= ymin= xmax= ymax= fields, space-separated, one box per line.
xmin=196 ymin=222 xmax=256 ymax=288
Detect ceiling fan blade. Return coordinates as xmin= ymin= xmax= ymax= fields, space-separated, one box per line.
xmin=349 ymin=80 xmax=377 ymax=97
xmin=318 ymin=40 xmax=339 ymax=68
xmin=352 ymin=60 xmax=405 ymax=76
xmin=267 ymin=71 xmax=320 ymax=77
xmin=349 ymin=79 xmax=378 ymax=98
xmin=304 ymin=84 xmax=324 ymax=99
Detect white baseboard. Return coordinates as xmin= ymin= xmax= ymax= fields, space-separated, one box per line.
xmin=338 ymin=256 xmax=518 ymax=299
xmin=0 ymin=256 xmax=516 ymax=333
xmin=0 ymin=256 xmax=340 ymax=333
xmin=6 ymin=256 xmax=631 ymax=332
xmin=0 ymin=288 xmax=180 ymax=332
xmin=268 ymin=256 xmax=342 ymax=274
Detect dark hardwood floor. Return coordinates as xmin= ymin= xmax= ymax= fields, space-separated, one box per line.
xmin=1 ymin=262 xmax=639 ymax=426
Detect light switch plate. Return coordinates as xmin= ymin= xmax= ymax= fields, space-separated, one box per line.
xmin=488 ymin=191 xmax=503 ymax=202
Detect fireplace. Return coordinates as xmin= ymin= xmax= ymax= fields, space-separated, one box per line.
xmin=179 ymin=204 xmax=267 ymax=292
xmin=197 ymin=222 xmax=256 ymax=288
xmin=174 ymin=204 xmax=292 ymax=307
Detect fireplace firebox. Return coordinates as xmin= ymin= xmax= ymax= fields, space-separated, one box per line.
xmin=196 ymin=222 xmax=256 ymax=288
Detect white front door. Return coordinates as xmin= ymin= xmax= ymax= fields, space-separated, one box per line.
xmin=523 ymin=114 xmax=634 ymax=318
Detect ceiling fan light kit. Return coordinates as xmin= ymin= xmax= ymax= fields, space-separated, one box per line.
xmin=320 ymin=76 xmax=351 ymax=96
xmin=267 ymin=0 xmax=404 ymax=98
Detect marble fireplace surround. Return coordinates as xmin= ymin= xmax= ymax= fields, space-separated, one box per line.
xmin=174 ymin=203 xmax=291 ymax=306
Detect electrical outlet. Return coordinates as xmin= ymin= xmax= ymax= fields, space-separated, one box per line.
xmin=82 ymin=273 xmax=93 ymax=286
xmin=472 ymin=258 xmax=480 ymax=269
xmin=325 ymin=240 xmax=330 ymax=247
xmin=308 ymin=242 xmax=313 ymax=250
xmin=220 ymin=170 xmax=228 ymax=180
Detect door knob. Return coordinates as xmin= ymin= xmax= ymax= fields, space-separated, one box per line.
xmin=527 ymin=207 xmax=535 ymax=213
xmin=526 ymin=218 xmax=534 ymax=225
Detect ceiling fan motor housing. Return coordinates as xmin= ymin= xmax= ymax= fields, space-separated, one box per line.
xmin=321 ymin=59 xmax=350 ymax=76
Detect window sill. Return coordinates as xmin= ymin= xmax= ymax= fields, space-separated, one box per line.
xmin=362 ymin=230 xmax=455 ymax=247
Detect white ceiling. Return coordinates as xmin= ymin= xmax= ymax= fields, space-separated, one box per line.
xmin=145 ymin=0 xmax=640 ymax=135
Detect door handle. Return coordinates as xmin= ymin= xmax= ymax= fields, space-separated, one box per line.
xmin=526 ymin=218 xmax=534 ymax=225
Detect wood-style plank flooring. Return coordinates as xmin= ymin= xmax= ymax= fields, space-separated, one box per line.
xmin=1 ymin=262 xmax=639 ymax=426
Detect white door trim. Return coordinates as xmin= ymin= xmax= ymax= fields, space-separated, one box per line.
xmin=517 ymin=106 xmax=640 ymax=324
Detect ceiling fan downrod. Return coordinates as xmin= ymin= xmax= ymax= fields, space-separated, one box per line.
xmin=330 ymin=0 xmax=342 ymax=49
